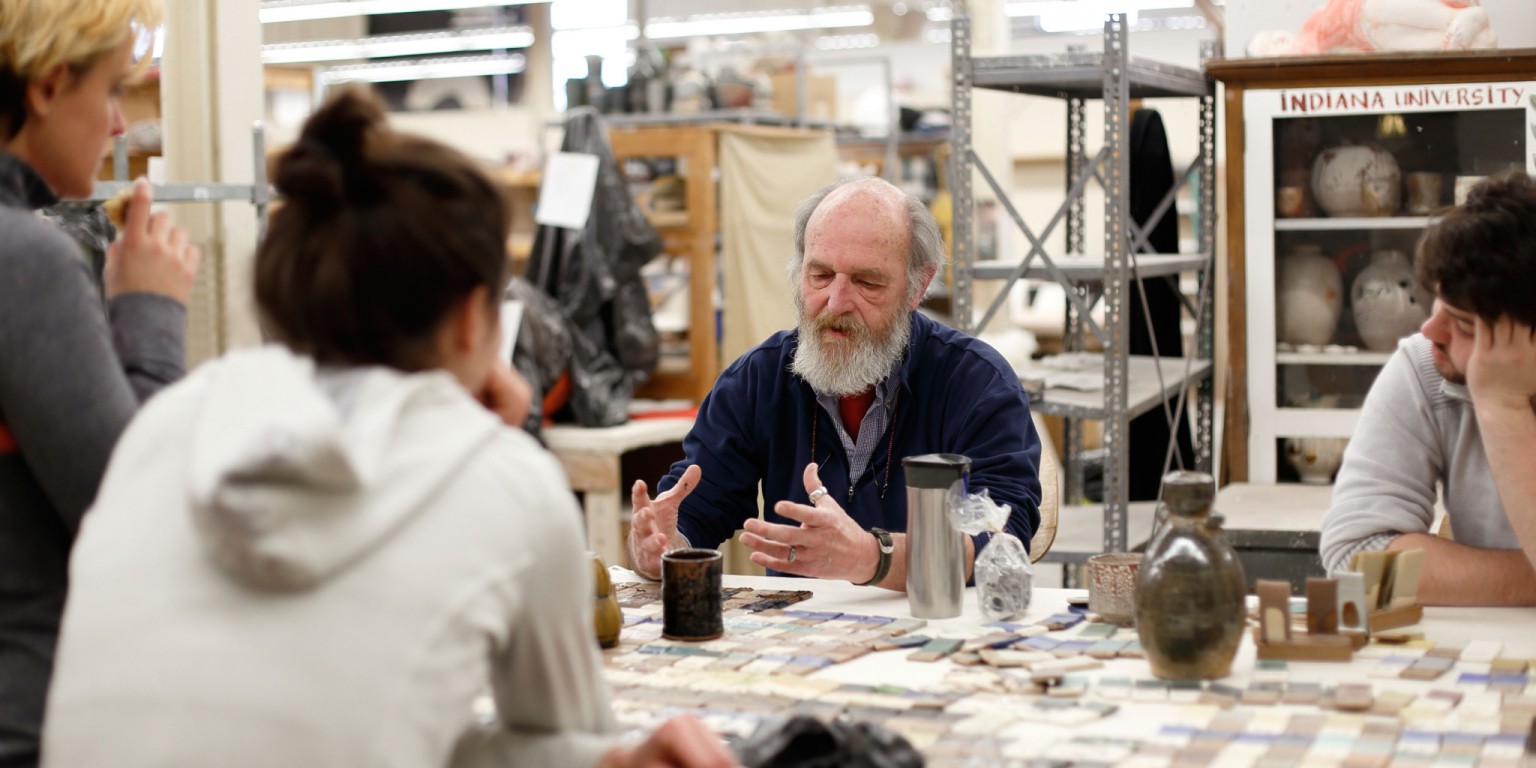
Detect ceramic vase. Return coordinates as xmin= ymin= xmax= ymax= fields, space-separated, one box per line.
xmin=1277 ymin=244 xmax=1342 ymax=347
xmin=1351 ymin=250 xmax=1431 ymax=352
xmin=1284 ymin=437 xmax=1348 ymax=485
xmin=590 ymin=552 xmax=622 ymax=649
xmin=1135 ymin=471 xmax=1247 ymax=680
xmin=1312 ymin=145 xmax=1401 ymax=217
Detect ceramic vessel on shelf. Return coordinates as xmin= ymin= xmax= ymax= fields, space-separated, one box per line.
xmin=1275 ymin=167 xmax=1315 ymax=218
xmin=1284 ymin=437 xmax=1349 ymax=485
xmin=1352 ymin=249 xmax=1431 ymax=352
xmin=1277 ymin=244 xmax=1342 ymax=347
xmin=1135 ymin=471 xmax=1247 ymax=681
xmin=1311 ymin=145 xmax=1401 ymax=217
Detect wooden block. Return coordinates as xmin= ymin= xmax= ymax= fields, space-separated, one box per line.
xmin=1463 ymin=641 xmax=1503 ymax=665
xmin=1283 ymin=682 xmax=1324 ymax=705
xmin=1253 ymin=631 xmax=1356 ymax=662
xmin=1336 ymin=571 xmax=1369 ymax=633
xmin=1243 ymin=681 xmax=1284 ymax=705
xmin=1401 ymin=655 xmax=1455 ymax=681
xmin=1368 ymin=604 xmax=1424 ymax=632
xmin=1258 ymin=580 xmax=1292 ymax=644
xmin=1307 ymin=578 xmax=1339 ymax=635
xmin=1492 ymin=657 xmax=1529 ymax=674
xmin=1199 ymin=682 xmax=1242 ymax=707
xmin=1334 ymin=682 xmax=1375 ymax=712
xmin=1386 ymin=548 xmax=1424 ymax=608
xmin=907 ymin=637 xmax=963 ymax=661
xmin=1370 ymin=690 xmax=1416 ymax=716
xmin=1372 ymin=627 xmax=1425 ymax=643
xmin=1351 ymin=550 xmax=1396 ymax=609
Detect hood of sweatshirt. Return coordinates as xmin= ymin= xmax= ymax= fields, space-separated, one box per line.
xmin=186 ymin=346 xmax=501 ymax=592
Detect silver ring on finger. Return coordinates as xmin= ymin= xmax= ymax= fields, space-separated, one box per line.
xmin=808 ymin=486 xmax=829 ymax=504
xmin=787 ymin=544 xmax=797 ymax=563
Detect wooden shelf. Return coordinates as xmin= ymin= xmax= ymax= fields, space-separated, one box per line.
xmin=608 ymin=124 xmax=721 ymax=404
xmin=644 ymin=209 xmax=690 ymax=230
xmin=1274 ymin=217 xmax=1432 ymax=231
xmin=1276 ymin=350 xmax=1393 ymax=366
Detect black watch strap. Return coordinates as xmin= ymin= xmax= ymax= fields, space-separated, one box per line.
xmin=857 ymin=527 xmax=895 ymax=586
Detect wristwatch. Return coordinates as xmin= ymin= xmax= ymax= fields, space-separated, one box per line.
xmin=857 ymin=527 xmax=895 ymax=586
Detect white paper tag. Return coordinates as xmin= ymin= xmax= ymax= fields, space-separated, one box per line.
xmin=535 ymin=152 xmax=601 ymax=230
xmin=498 ymin=299 xmax=525 ymax=363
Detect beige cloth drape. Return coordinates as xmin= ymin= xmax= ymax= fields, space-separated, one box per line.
xmin=718 ymin=126 xmax=839 ymax=366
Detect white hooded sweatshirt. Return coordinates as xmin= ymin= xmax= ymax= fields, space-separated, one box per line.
xmin=43 ymin=346 xmax=618 ymax=768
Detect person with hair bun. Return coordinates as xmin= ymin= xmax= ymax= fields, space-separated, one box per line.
xmin=1321 ymin=170 xmax=1536 ymax=607
xmin=41 ymin=87 xmax=734 ymax=768
xmin=0 ymin=1 xmax=199 ymax=764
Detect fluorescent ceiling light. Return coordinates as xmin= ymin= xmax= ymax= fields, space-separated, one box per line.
xmin=260 ymin=0 xmax=543 ymax=24
xmin=1004 ymin=0 xmax=1192 ymax=16
xmin=644 ymin=6 xmax=874 ymax=39
xmin=263 ymin=26 xmax=533 ymax=64
xmin=319 ymin=53 xmax=525 ymax=84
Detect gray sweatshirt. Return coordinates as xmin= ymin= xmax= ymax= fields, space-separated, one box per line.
xmin=0 ymin=150 xmax=186 ymax=765
xmin=1319 ymin=333 xmax=1514 ymax=574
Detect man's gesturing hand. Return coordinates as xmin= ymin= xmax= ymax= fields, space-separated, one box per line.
xmin=628 ymin=465 xmax=702 ymax=580
xmin=740 ymin=462 xmax=880 ymax=583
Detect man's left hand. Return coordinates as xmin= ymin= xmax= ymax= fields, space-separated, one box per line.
xmin=1468 ymin=315 xmax=1536 ymax=414
xmin=740 ymin=462 xmax=879 ymax=582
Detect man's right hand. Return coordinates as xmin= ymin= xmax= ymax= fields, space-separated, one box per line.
xmin=104 ymin=178 xmax=201 ymax=304
xmin=628 ymin=464 xmax=701 ymax=580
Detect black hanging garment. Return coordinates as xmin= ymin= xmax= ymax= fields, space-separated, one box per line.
xmin=1127 ymin=108 xmax=1197 ymax=500
xmin=524 ymin=107 xmax=663 ymax=427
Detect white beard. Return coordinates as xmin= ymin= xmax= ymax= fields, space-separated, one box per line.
xmin=790 ymin=307 xmax=910 ymax=396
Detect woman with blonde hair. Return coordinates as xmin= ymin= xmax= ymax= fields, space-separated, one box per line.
xmin=0 ymin=1 xmax=199 ymax=764
xmin=42 ymin=88 xmax=733 ymax=768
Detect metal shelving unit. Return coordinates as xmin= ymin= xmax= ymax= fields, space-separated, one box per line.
xmin=87 ymin=124 xmax=272 ymax=358
xmin=949 ymin=6 xmax=1217 ymax=555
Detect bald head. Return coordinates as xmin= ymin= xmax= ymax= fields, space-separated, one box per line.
xmin=790 ymin=176 xmax=945 ymax=308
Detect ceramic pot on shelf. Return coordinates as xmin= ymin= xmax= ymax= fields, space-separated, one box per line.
xmin=1134 ymin=471 xmax=1247 ymax=681
xmin=1312 ymin=145 xmax=1401 ymax=217
xmin=1351 ymin=249 xmax=1431 ymax=352
xmin=1277 ymin=244 xmax=1342 ymax=347
xmin=1284 ymin=437 xmax=1349 ymax=485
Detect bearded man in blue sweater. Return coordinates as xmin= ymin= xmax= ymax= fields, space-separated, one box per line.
xmin=628 ymin=177 xmax=1042 ymax=589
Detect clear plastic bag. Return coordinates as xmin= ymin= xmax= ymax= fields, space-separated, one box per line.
xmin=946 ymin=486 xmax=1033 ymax=620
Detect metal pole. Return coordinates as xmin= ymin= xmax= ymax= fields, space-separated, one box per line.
xmin=1101 ymin=13 xmax=1131 ymax=554
xmin=950 ymin=0 xmax=974 ymax=332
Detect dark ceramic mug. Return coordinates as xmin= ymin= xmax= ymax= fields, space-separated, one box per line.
xmin=662 ymin=548 xmax=723 ymax=641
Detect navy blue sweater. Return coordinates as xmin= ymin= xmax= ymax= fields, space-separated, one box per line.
xmin=659 ymin=312 xmax=1041 ymax=560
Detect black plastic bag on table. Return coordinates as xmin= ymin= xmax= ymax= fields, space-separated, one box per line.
xmin=736 ymin=715 xmax=923 ymax=768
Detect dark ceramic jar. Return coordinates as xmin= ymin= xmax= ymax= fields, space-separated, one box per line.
xmin=1134 ymin=471 xmax=1247 ymax=680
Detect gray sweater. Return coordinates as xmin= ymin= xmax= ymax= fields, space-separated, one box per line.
xmin=1319 ymin=333 xmax=1514 ymax=574
xmin=0 ymin=150 xmax=186 ymax=767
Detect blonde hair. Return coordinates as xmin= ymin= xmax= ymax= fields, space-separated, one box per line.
xmin=0 ymin=0 xmax=163 ymax=138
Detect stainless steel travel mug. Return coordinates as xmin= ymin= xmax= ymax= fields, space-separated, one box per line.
xmin=903 ymin=453 xmax=968 ymax=619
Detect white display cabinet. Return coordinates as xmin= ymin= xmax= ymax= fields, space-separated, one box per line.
xmin=1238 ymin=76 xmax=1536 ymax=483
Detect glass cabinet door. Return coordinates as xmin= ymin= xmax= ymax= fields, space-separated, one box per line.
xmin=1244 ymin=82 xmax=1536 ymax=483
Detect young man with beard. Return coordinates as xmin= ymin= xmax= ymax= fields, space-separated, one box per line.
xmin=1320 ymin=170 xmax=1536 ymax=606
xmin=628 ymin=177 xmax=1042 ymax=588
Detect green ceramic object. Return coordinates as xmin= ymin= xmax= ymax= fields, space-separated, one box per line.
xmin=1134 ymin=471 xmax=1247 ymax=680
xmin=591 ymin=552 xmax=622 ymax=649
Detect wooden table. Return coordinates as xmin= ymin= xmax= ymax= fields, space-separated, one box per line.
xmin=605 ymin=571 xmax=1536 ymax=764
xmin=543 ymin=417 xmax=692 ymax=564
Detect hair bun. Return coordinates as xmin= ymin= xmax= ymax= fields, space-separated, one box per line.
xmin=273 ymin=87 xmax=387 ymax=209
